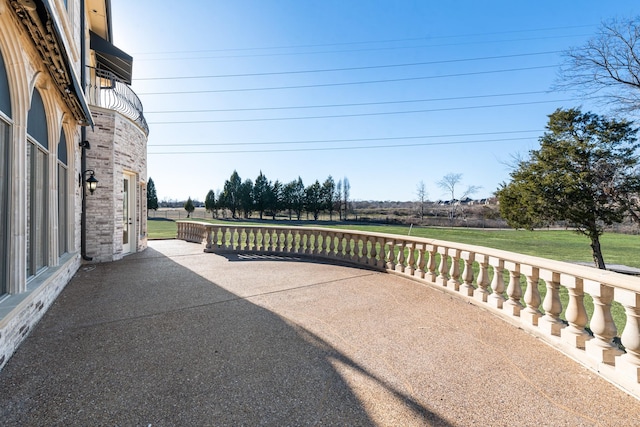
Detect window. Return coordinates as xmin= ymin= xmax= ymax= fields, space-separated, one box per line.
xmin=58 ymin=129 xmax=68 ymax=255
xmin=26 ymin=89 xmax=48 ymax=278
xmin=0 ymin=119 xmax=8 ymax=293
xmin=0 ymin=50 xmax=11 ymax=294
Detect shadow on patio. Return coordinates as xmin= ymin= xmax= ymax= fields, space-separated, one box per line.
xmin=0 ymin=240 xmax=638 ymax=426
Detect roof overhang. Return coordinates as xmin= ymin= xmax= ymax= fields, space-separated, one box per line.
xmin=90 ymin=30 xmax=133 ymax=84
xmin=10 ymin=0 xmax=93 ymax=126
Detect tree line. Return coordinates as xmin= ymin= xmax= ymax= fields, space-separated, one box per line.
xmin=202 ymin=171 xmax=352 ymax=221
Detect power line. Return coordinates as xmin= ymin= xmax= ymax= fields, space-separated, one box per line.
xmin=145 ymin=91 xmax=552 ymax=114
xmin=149 ymin=136 xmax=537 ymax=155
xmin=134 ymin=34 xmax=588 ymax=62
xmin=135 ymin=51 xmax=560 ymax=81
xmin=133 ymin=24 xmax=593 ymax=56
xmin=138 ymin=65 xmax=557 ymax=95
xmin=148 ymin=129 xmax=543 ymax=147
xmin=146 ymin=99 xmax=574 ymax=124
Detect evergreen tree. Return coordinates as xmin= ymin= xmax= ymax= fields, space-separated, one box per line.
xmin=205 ymin=189 xmax=216 ymax=218
xmin=184 ymin=197 xmax=195 ymax=218
xmin=147 ymin=177 xmax=158 ymax=211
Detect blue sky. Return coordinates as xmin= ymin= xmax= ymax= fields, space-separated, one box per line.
xmin=111 ymin=1 xmax=639 ymax=202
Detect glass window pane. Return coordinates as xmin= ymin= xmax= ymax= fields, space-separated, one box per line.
xmin=0 ymin=120 xmax=7 ymax=293
xmin=58 ymin=164 xmax=67 ymax=255
xmin=35 ymin=148 xmax=46 ymax=271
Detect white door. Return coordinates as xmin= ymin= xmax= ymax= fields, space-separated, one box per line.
xmin=123 ymin=173 xmax=136 ymax=254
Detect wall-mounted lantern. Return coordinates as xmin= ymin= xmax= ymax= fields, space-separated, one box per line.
xmin=81 ymin=169 xmax=99 ymax=194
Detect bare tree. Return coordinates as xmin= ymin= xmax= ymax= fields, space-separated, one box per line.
xmin=416 ymin=181 xmax=428 ymax=220
xmin=557 ymin=17 xmax=640 ymax=113
xmin=437 ymin=173 xmax=480 ymax=221
xmin=342 ymin=177 xmax=350 ymax=220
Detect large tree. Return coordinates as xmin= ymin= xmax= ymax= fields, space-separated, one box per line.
xmin=239 ymin=179 xmax=254 ymax=218
xmin=558 ymin=17 xmax=640 ymax=113
xmin=321 ymin=176 xmax=336 ymax=220
xmin=205 ymin=189 xmax=216 ymax=218
xmin=222 ymin=171 xmax=242 ymax=218
xmin=253 ymin=171 xmax=270 ymax=220
xmin=305 ymin=180 xmax=323 ymax=220
xmin=147 ymin=177 xmax=158 ymax=211
xmin=496 ymin=108 xmax=640 ymax=269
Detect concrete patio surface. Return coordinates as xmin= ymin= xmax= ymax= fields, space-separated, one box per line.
xmin=0 ymin=239 xmax=638 ymax=426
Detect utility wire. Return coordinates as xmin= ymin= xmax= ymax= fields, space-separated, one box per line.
xmin=135 ymin=35 xmax=588 ymax=62
xmin=147 ymin=99 xmax=574 ymax=124
xmin=133 ymin=24 xmax=593 ymax=55
xmin=145 ymin=91 xmax=552 ymax=114
xmin=135 ymin=51 xmax=560 ymax=81
xmin=148 ymin=129 xmax=543 ymax=147
xmin=149 ymin=136 xmax=536 ymax=155
xmin=138 ymin=65 xmax=557 ymax=95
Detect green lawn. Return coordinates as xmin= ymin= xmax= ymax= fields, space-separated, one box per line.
xmin=147 ymin=218 xmax=179 ymax=239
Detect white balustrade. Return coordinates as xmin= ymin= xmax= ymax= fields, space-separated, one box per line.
xmin=176 ymin=220 xmax=640 ymax=396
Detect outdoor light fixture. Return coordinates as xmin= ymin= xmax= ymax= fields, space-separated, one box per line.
xmin=81 ymin=170 xmax=99 ymax=194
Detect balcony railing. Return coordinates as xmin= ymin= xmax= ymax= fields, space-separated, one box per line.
xmin=177 ymin=221 xmax=640 ymax=399
xmin=86 ymin=67 xmax=149 ymax=136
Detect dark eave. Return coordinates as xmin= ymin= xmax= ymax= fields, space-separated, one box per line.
xmin=10 ymin=0 xmax=93 ymax=126
xmin=90 ymin=30 xmax=133 ymax=84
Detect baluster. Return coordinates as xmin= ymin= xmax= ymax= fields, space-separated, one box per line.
xmin=473 ymin=254 xmax=490 ymax=302
xmin=375 ymin=237 xmax=385 ymax=268
xmin=503 ymin=261 xmax=523 ymax=316
xmin=406 ymin=242 xmax=416 ymax=275
xmin=325 ymin=232 xmax=333 ymax=257
xmin=487 ymin=257 xmax=506 ymax=308
xmin=332 ymin=233 xmax=340 ymax=258
xmin=386 ymin=239 xmax=396 ymax=270
xmin=366 ymin=236 xmax=375 ymax=265
xmin=360 ymin=236 xmax=369 ymax=264
xmin=447 ymin=249 xmax=461 ymax=291
xmin=312 ymin=232 xmax=318 ymax=255
xmin=239 ymin=228 xmax=246 ymax=250
xmin=396 ymin=241 xmax=406 ymax=273
xmin=435 ymin=247 xmax=448 ymax=286
xmin=204 ymin=226 xmax=214 ymax=252
xmin=348 ymin=235 xmax=356 ymax=261
xmin=615 ymin=289 xmax=640 ymax=383
xmin=539 ymin=270 xmax=564 ymax=336
xmin=560 ymin=275 xmax=590 ymax=349
xmin=308 ymin=232 xmax=315 ymax=255
xmin=520 ymin=265 xmax=542 ymax=325
xmin=415 ymin=245 xmax=426 ymax=279
xmin=585 ymin=280 xmax=623 ymax=365
xmin=422 ymin=245 xmax=436 ymax=282
xmin=278 ymin=229 xmax=285 ymax=252
xmin=459 ymin=251 xmax=475 ymax=296
xmin=224 ymin=227 xmax=231 ymax=250
xmin=335 ymin=233 xmax=344 ymax=259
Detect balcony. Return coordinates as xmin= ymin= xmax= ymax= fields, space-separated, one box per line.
xmin=86 ymin=67 xmax=149 ymax=136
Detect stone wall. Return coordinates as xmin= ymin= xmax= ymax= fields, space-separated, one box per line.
xmin=0 ymin=254 xmax=81 ymax=371
xmin=85 ymin=107 xmax=148 ymax=262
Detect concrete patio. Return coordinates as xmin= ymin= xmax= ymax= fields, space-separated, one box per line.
xmin=0 ymin=239 xmax=638 ymax=426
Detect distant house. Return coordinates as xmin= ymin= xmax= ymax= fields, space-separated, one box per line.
xmin=0 ymin=0 xmax=148 ymax=371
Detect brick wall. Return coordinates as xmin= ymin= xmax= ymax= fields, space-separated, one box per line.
xmin=85 ymin=108 xmax=148 ymax=262
xmin=0 ymin=255 xmax=81 ymax=371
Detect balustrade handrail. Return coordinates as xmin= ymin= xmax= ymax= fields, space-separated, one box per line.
xmin=176 ymin=220 xmax=640 ymax=399
xmin=86 ymin=67 xmax=149 ymax=136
